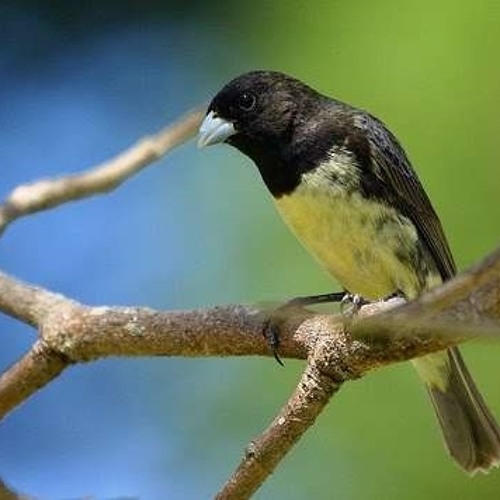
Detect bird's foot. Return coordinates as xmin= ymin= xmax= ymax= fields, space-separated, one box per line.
xmin=286 ymin=291 xmax=346 ymax=307
xmin=262 ymin=318 xmax=284 ymax=366
xmin=339 ymin=291 xmax=404 ymax=317
xmin=263 ymin=291 xmax=346 ymax=365
xmin=340 ymin=293 xmax=367 ymax=316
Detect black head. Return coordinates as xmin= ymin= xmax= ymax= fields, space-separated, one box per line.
xmin=198 ymin=71 xmax=349 ymax=196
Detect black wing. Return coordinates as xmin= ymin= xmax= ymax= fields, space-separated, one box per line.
xmin=354 ymin=112 xmax=456 ymax=281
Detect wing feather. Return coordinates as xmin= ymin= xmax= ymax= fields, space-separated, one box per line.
xmin=354 ymin=113 xmax=456 ymax=280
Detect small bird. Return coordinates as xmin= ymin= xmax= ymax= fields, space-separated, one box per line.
xmin=198 ymin=70 xmax=500 ymax=473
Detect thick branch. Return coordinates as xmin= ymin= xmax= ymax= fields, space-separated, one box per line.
xmin=0 ymin=107 xmax=204 ymax=235
xmin=354 ymin=245 xmax=500 ymax=343
xmin=2 ymin=245 xmax=499 ymax=428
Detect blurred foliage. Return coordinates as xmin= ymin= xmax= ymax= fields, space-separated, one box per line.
xmin=1 ymin=1 xmax=500 ymax=499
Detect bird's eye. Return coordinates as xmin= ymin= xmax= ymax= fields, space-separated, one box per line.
xmin=237 ymin=92 xmax=256 ymax=111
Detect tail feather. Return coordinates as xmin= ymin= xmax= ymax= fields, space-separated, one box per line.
xmin=413 ymin=347 xmax=500 ymax=474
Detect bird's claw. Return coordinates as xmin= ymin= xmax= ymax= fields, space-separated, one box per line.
xmin=262 ymin=291 xmax=347 ymax=365
xmin=263 ymin=318 xmax=284 ymax=366
xmin=340 ymin=293 xmax=367 ymax=316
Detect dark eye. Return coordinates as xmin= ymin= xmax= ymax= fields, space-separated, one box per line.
xmin=237 ymin=92 xmax=256 ymax=111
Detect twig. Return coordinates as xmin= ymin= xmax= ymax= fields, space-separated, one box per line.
xmin=0 ymin=340 xmax=68 ymax=418
xmin=0 ymin=479 xmax=28 ymax=500
xmin=217 ymin=327 xmax=348 ymax=499
xmin=0 ymin=107 xmax=205 ymax=235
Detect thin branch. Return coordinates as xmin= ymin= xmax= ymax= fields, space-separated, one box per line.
xmin=0 ymin=107 xmax=204 ymax=235
xmin=0 ymin=479 xmax=27 ymax=500
xmin=0 ymin=270 xmax=73 ymax=327
xmin=217 ymin=333 xmax=347 ymax=499
xmin=0 ymin=340 xmax=67 ymax=418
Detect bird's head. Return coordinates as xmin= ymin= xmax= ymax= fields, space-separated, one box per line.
xmin=198 ymin=71 xmax=353 ymax=196
xmin=198 ymin=71 xmax=324 ymax=160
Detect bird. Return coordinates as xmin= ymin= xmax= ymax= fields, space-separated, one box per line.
xmin=197 ymin=70 xmax=500 ymax=474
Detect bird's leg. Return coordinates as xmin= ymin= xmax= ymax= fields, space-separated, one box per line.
xmin=340 ymin=290 xmax=404 ymax=316
xmin=265 ymin=290 xmax=399 ymax=363
xmin=340 ymin=293 xmax=367 ymax=316
xmin=263 ymin=291 xmax=347 ymax=365
xmin=286 ymin=291 xmax=346 ymax=307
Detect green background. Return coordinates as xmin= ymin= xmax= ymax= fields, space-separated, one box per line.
xmin=196 ymin=3 xmax=500 ymax=496
xmin=1 ymin=1 xmax=500 ymax=498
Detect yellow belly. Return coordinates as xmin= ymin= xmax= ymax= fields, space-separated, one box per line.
xmin=274 ymin=182 xmax=426 ymax=300
xmin=273 ymin=166 xmax=450 ymax=394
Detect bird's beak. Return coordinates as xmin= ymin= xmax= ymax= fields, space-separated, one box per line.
xmin=197 ymin=111 xmax=236 ymax=148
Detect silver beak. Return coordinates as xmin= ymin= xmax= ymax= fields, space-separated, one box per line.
xmin=197 ymin=111 xmax=236 ymax=148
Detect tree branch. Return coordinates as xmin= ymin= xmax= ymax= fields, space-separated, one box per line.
xmin=0 ymin=339 xmax=68 ymax=418
xmin=0 ymin=106 xmax=204 ymax=235
xmin=215 ymin=247 xmax=500 ymax=498
xmin=217 ymin=353 xmax=343 ymax=499
xmin=2 ymin=245 xmax=499 ymax=497
xmin=0 ymin=479 xmax=26 ymax=500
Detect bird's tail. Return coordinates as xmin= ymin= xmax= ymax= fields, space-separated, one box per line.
xmin=412 ymin=347 xmax=500 ymax=474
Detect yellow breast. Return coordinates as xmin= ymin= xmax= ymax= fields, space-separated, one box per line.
xmin=273 ymin=172 xmax=425 ymax=300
